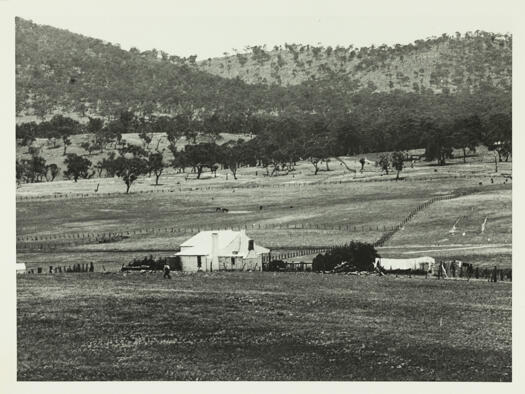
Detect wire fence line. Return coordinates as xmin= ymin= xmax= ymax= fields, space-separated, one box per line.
xmin=16 ymin=173 xmax=505 ymax=202
xmin=16 ymin=222 xmax=386 ymax=250
xmin=15 ymin=186 xmax=490 ymax=255
xmin=16 ymin=223 xmax=389 ymax=243
xmin=373 ymin=189 xmax=480 ymax=247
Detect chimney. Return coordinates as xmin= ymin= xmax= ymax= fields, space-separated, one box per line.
xmin=211 ymin=232 xmax=219 ymax=270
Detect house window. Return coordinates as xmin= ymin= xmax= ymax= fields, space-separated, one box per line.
xmin=197 ymin=256 xmax=202 ymax=268
xmin=231 ymin=257 xmax=235 ymax=265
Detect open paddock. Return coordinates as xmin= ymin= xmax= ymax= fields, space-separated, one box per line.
xmin=388 ymin=188 xmax=512 ymax=247
xmin=17 ymin=149 xmax=512 ymax=272
xmin=17 ymin=272 xmax=511 ymax=381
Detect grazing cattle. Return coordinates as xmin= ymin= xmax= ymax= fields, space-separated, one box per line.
xmin=259 ymin=205 xmax=263 ymax=210
xmin=216 ymin=207 xmax=229 ymax=213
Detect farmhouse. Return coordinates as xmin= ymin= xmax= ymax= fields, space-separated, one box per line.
xmin=174 ymin=230 xmax=270 ymax=272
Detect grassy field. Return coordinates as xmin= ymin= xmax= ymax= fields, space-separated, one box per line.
xmin=17 ymin=272 xmax=511 ymax=381
xmin=16 ymin=150 xmax=512 ymax=270
xmin=16 ymin=144 xmax=513 ymax=381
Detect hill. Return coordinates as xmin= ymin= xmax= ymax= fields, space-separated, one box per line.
xmin=198 ymin=33 xmax=512 ymax=92
xmin=15 ymin=17 xmax=281 ymax=120
xmin=16 ymin=18 xmax=511 ymax=123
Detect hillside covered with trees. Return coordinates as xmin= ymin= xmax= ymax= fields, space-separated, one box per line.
xmin=199 ymin=33 xmax=512 ymax=92
xmin=16 ymin=17 xmax=283 ymax=122
xmin=16 ymin=17 xmax=512 ymax=185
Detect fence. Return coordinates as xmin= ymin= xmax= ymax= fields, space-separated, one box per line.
xmin=16 ymin=222 xmax=387 ymax=249
xmin=16 ymin=173 xmax=509 ymax=202
xmin=373 ymin=188 xmax=480 ymax=247
xmin=23 ymin=263 xmax=95 ymax=274
xmin=16 ymin=188 xmax=484 ymax=252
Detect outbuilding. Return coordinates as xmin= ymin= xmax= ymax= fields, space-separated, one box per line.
xmin=375 ymin=256 xmax=435 ymax=272
xmin=174 ymin=230 xmax=270 ymax=272
xmin=16 ymin=262 xmax=27 ymax=274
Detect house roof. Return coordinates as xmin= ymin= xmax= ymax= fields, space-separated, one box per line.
xmin=175 ymin=230 xmax=269 ymax=257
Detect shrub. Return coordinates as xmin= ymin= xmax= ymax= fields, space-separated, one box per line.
xmin=312 ymin=241 xmax=379 ymax=272
xmin=267 ymin=259 xmax=287 ymax=272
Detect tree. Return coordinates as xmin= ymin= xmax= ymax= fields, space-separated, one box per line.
xmin=119 ymin=143 xmax=148 ymax=159
xmin=104 ymin=142 xmax=151 ymax=192
xmin=451 ymin=115 xmax=482 ymax=162
xmin=163 ymin=117 xmax=184 ymax=148
xmin=220 ymin=142 xmax=244 ymax=180
xmin=422 ymin=119 xmax=453 ymax=165
xmin=113 ymin=156 xmax=149 ymax=193
xmin=64 ymin=154 xmax=92 ymax=182
xmin=119 ymin=110 xmax=136 ymax=131
xmin=96 ymin=152 xmax=117 ymax=177
xmin=378 ymin=153 xmax=391 ymax=174
xmin=169 ymin=112 xmax=197 ymax=144
xmin=45 ymin=164 xmax=60 ymax=181
xmin=171 ymin=148 xmax=187 ymax=173
xmin=16 ymin=160 xmax=24 ymax=186
xmin=80 ymin=141 xmax=97 ymax=155
xmin=16 ymin=122 xmax=37 ymax=148
xmin=46 ymin=132 xmax=60 ymax=149
xmin=484 ymin=112 xmax=511 ymax=162
xmin=148 ymin=152 xmax=165 ymax=185
xmin=304 ymin=135 xmax=330 ymax=175
xmin=359 ymin=158 xmax=366 ymax=172
xmin=93 ymin=128 xmax=113 ymax=153
xmin=105 ymin=120 xmax=125 ymax=148
xmin=183 ymin=143 xmax=220 ymax=179
xmin=391 ymin=151 xmax=405 ymax=180
xmin=46 ymin=115 xmax=81 ymax=154
xmin=20 ymin=156 xmax=47 ymax=183
xmin=87 ymin=117 xmax=104 ymax=134
xmin=62 ymin=135 xmax=71 ymax=155
xmin=136 ymin=116 xmax=154 ymax=150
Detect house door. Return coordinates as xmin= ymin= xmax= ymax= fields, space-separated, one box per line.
xmin=197 ymin=256 xmax=202 ymax=270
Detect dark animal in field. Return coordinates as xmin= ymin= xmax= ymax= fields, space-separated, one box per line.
xmin=259 ymin=205 xmax=263 ymax=210
xmin=216 ymin=207 xmax=229 ymax=213
xmin=479 ymin=182 xmax=483 ymax=185
xmin=94 ymin=183 xmax=99 ymax=192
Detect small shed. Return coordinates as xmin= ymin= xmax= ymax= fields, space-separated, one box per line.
xmin=16 ymin=262 xmax=27 ymax=274
xmin=174 ymin=230 xmax=270 ymax=272
xmin=375 ymin=256 xmax=435 ymax=272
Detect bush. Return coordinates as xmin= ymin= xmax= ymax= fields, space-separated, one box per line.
xmin=267 ymin=259 xmax=287 ymax=272
xmin=312 ymin=241 xmax=379 ymax=272
xmin=124 ymin=255 xmax=170 ymax=271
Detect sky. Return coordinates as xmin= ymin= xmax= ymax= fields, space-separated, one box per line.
xmin=12 ymin=0 xmax=514 ymax=60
